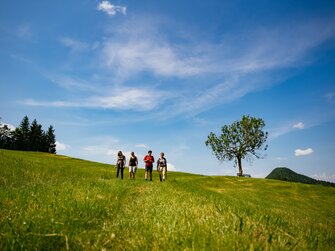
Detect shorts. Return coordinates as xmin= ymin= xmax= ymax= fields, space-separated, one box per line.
xmin=145 ymin=165 xmax=153 ymax=172
xmin=129 ymin=166 xmax=137 ymax=173
xmin=158 ymin=166 xmax=166 ymax=172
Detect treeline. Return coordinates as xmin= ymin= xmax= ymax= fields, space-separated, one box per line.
xmin=0 ymin=116 xmax=56 ymax=153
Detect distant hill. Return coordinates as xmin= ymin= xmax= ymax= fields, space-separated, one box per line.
xmin=266 ymin=167 xmax=335 ymax=187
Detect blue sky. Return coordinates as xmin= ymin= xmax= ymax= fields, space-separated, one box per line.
xmin=1 ymin=0 xmax=335 ymax=181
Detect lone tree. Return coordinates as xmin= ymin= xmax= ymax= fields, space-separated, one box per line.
xmin=205 ymin=115 xmax=268 ymax=176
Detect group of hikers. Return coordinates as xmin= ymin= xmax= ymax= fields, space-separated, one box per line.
xmin=115 ymin=150 xmax=167 ymax=182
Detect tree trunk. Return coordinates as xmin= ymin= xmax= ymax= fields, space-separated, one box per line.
xmin=237 ymin=157 xmax=243 ymax=176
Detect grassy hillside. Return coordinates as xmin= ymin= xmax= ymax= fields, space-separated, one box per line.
xmin=266 ymin=167 xmax=335 ymax=187
xmin=0 ymin=149 xmax=334 ymax=250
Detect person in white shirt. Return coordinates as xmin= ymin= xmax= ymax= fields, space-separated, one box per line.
xmin=115 ymin=151 xmax=126 ymax=179
xmin=157 ymin=152 xmax=167 ymax=182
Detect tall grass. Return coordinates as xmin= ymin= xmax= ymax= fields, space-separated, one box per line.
xmin=0 ymin=149 xmax=334 ymax=250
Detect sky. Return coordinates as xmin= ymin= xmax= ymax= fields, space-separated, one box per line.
xmin=1 ymin=0 xmax=335 ymax=182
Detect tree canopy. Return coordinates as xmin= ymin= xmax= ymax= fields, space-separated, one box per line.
xmin=0 ymin=116 xmax=56 ymax=154
xmin=205 ymin=115 xmax=268 ymax=176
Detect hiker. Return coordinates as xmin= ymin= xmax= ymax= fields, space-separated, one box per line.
xmin=157 ymin=152 xmax=167 ymax=182
xmin=116 ymin=151 xmax=126 ymax=179
xmin=128 ymin=152 xmax=138 ymax=180
xmin=143 ymin=150 xmax=154 ymax=181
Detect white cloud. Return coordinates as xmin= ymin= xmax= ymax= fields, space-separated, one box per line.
xmin=22 ymin=87 xmax=168 ymax=111
xmin=107 ymin=149 xmax=118 ymax=156
xmin=56 ymin=141 xmax=69 ymax=151
xmin=136 ymin=144 xmax=148 ymax=148
xmin=21 ymin=15 xmax=335 ymax=120
xmin=89 ymin=88 xmax=161 ymax=110
xmin=0 ymin=122 xmax=16 ymax=131
xmin=97 ymin=1 xmax=127 ymax=16
xmin=101 ymin=15 xmax=335 ymax=80
xmin=59 ymin=37 xmax=88 ymax=51
xmin=46 ymin=74 xmax=100 ymax=92
xmin=270 ymin=120 xmax=309 ymax=140
xmin=23 ymin=99 xmax=72 ymax=108
xmin=312 ymin=173 xmax=335 ymax=183
xmin=97 ymin=15 xmax=335 ymax=118
xmin=102 ymin=39 xmax=205 ymax=78
xmin=295 ymin=148 xmax=314 ymax=157
xmin=293 ymin=122 xmax=305 ymax=129
xmin=167 ymin=163 xmax=176 ymax=171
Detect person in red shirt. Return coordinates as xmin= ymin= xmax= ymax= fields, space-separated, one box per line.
xmin=143 ymin=150 xmax=154 ymax=181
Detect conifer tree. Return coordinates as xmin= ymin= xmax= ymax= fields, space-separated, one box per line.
xmin=46 ymin=125 xmax=56 ymax=154
xmin=29 ymin=119 xmax=43 ymax=151
xmin=14 ymin=116 xmax=30 ymax=150
xmin=1 ymin=115 xmax=57 ymax=153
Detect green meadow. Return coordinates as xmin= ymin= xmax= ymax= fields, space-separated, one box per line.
xmin=0 ymin=149 xmax=334 ymax=250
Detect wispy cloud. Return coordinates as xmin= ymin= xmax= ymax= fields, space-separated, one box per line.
xmin=90 ymin=88 xmax=164 ymax=110
xmin=81 ymin=136 xmax=120 ymax=157
xmin=102 ymin=40 xmax=205 ymax=78
xmin=312 ymin=173 xmax=335 ymax=183
xmin=293 ymin=122 xmax=305 ymax=129
xmin=83 ymin=145 xmax=112 ymax=155
xmin=295 ymin=148 xmax=313 ymax=157
xmin=59 ymin=37 xmax=88 ymax=51
xmin=270 ymin=121 xmax=307 ymax=140
xmin=97 ymin=1 xmax=127 ymax=16
xmin=46 ymin=74 xmax=101 ymax=92
xmin=23 ymin=87 xmax=168 ymax=111
xmin=135 ymin=144 xmax=148 ymax=148
xmin=78 ymin=135 xmax=145 ymax=164
xmin=17 ymin=23 xmax=34 ymax=40
xmin=101 ymin=15 xmax=335 ymax=79
xmin=22 ymin=15 xmax=335 ymax=119
xmin=269 ymin=125 xmax=292 ymax=140
xmin=97 ymin=15 xmax=335 ymax=118
xmin=24 ymin=99 xmax=70 ymax=107
xmin=158 ymin=76 xmax=260 ymax=118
